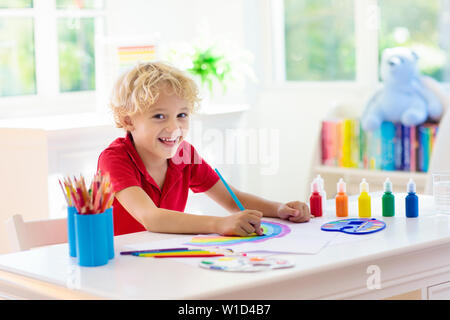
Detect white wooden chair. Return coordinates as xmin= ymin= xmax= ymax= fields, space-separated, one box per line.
xmin=5 ymin=214 xmax=68 ymax=252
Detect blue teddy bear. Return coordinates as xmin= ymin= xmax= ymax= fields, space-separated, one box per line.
xmin=361 ymin=47 xmax=443 ymax=131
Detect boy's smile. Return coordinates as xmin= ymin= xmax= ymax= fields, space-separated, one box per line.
xmin=125 ymin=86 xmax=190 ymax=167
xmin=158 ymin=136 xmax=182 ymax=147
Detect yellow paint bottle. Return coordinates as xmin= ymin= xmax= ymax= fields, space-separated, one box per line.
xmin=358 ymin=178 xmax=371 ymax=218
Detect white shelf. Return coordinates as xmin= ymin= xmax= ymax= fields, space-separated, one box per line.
xmin=0 ymin=112 xmax=115 ymax=131
xmin=0 ymin=103 xmax=250 ymax=131
xmin=315 ymin=165 xmax=428 ymax=181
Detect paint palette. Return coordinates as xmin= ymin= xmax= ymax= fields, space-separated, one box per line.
xmin=199 ymin=256 xmax=295 ymax=272
xmin=321 ymin=218 xmax=386 ymax=235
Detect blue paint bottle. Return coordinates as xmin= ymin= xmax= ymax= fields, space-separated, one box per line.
xmin=405 ymin=178 xmax=418 ymax=218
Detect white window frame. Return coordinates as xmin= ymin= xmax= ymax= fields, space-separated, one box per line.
xmin=266 ymin=0 xmax=449 ymax=91
xmin=0 ymin=0 xmax=104 ymax=118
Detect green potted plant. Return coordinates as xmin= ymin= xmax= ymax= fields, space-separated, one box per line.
xmin=161 ymin=39 xmax=256 ymax=99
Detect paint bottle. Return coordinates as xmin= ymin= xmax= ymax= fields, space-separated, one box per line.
xmin=405 ymin=178 xmax=419 ymax=218
xmin=382 ymin=178 xmax=395 ymax=217
xmin=310 ymin=180 xmax=323 ymax=217
xmin=316 ymin=175 xmax=327 ymax=212
xmin=358 ymin=178 xmax=371 ymax=218
xmin=335 ymin=178 xmax=348 ymax=217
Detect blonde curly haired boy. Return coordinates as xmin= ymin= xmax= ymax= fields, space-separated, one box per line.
xmin=98 ymin=61 xmax=310 ymax=236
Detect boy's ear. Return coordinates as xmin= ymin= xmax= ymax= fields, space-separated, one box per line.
xmin=122 ymin=115 xmax=134 ymax=131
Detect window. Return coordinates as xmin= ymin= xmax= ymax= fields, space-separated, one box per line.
xmin=0 ymin=0 xmax=104 ymax=112
xmin=278 ymin=0 xmax=450 ymax=84
xmin=0 ymin=0 xmax=32 ymax=7
xmin=379 ymin=0 xmax=450 ymax=82
xmin=56 ymin=0 xmax=103 ymax=92
xmin=283 ymin=0 xmax=355 ymax=81
xmin=0 ymin=0 xmax=36 ymax=96
xmin=57 ymin=17 xmax=96 ymax=92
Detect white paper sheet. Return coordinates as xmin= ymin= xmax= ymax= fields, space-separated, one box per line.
xmin=123 ymin=217 xmax=339 ymax=255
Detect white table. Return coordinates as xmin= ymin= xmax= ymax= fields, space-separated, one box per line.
xmin=1 ymin=193 xmax=450 ymax=300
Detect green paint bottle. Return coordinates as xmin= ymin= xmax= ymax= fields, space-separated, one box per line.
xmin=382 ymin=178 xmax=395 ymax=217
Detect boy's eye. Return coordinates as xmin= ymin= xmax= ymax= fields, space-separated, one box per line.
xmin=153 ymin=114 xmax=164 ymax=119
xmin=178 ymin=113 xmax=188 ymax=118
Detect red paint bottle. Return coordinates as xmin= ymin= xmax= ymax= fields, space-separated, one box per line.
xmin=310 ymin=180 xmax=323 ymax=217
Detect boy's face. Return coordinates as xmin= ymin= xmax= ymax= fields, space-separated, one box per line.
xmin=125 ymin=88 xmax=190 ymax=163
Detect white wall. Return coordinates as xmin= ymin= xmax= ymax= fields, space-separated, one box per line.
xmin=106 ymin=0 xmax=245 ymax=43
xmin=104 ymin=0 xmax=248 ymax=105
xmin=248 ymin=86 xmax=370 ymax=204
xmin=0 ymin=129 xmax=49 ymax=254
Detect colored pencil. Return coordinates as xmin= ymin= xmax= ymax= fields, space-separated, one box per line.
xmin=59 ymin=172 xmax=115 ymax=215
xmin=215 ymin=168 xmax=266 ymax=236
xmin=132 ymin=249 xmax=208 ymax=255
xmin=133 ymin=249 xmax=219 ymax=256
xmin=134 ymin=251 xmax=216 ymax=257
xmin=120 ymin=247 xmax=190 ymax=255
xmin=58 ymin=179 xmax=70 ymax=206
xmin=214 ymin=168 xmax=245 ymax=210
xmin=152 ymin=254 xmax=224 ymax=258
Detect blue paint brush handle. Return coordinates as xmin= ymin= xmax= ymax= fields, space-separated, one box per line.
xmin=214 ymin=168 xmax=245 ymax=211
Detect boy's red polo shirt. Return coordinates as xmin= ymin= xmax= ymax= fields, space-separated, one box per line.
xmin=97 ymin=133 xmax=219 ymax=236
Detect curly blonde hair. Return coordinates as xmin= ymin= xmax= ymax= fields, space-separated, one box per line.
xmin=109 ymin=61 xmax=200 ymax=129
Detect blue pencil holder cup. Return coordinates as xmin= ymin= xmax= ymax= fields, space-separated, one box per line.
xmin=105 ymin=207 xmax=115 ymax=260
xmin=67 ymin=206 xmax=77 ymax=257
xmin=74 ymin=208 xmax=114 ymax=267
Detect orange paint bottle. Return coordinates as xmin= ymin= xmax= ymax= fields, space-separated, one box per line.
xmin=335 ymin=178 xmax=348 ymax=217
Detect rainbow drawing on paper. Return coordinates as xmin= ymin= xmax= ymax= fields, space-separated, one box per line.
xmin=184 ymin=220 xmax=291 ymax=247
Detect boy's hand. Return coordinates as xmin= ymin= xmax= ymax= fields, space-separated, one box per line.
xmin=217 ymin=210 xmax=264 ymax=237
xmin=277 ymin=201 xmax=311 ymax=223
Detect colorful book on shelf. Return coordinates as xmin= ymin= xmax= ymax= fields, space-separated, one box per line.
xmin=319 ymin=118 xmax=438 ymax=173
xmin=341 ymin=119 xmax=351 ymax=167
xmin=359 ymin=122 xmax=368 ymax=169
xmin=365 ymin=127 xmax=381 ymax=170
xmin=351 ymin=119 xmax=360 ymax=168
xmin=321 ymin=120 xmax=336 ymax=166
xmin=402 ymin=125 xmax=412 ymax=171
xmin=429 ymin=124 xmax=438 ymax=155
xmin=336 ymin=121 xmax=343 ymax=166
xmin=417 ymin=123 xmax=439 ymax=172
xmin=320 ymin=118 xmax=343 ymax=166
xmin=410 ymin=125 xmax=417 ymax=172
xmin=341 ymin=119 xmax=359 ymax=168
xmin=401 ymin=125 xmax=418 ymax=172
xmin=418 ymin=125 xmax=429 ymax=172
xmin=320 ymin=118 xmax=359 ymax=168
xmin=394 ymin=123 xmax=404 ymax=170
xmin=380 ymin=121 xmax=396 ymax=171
